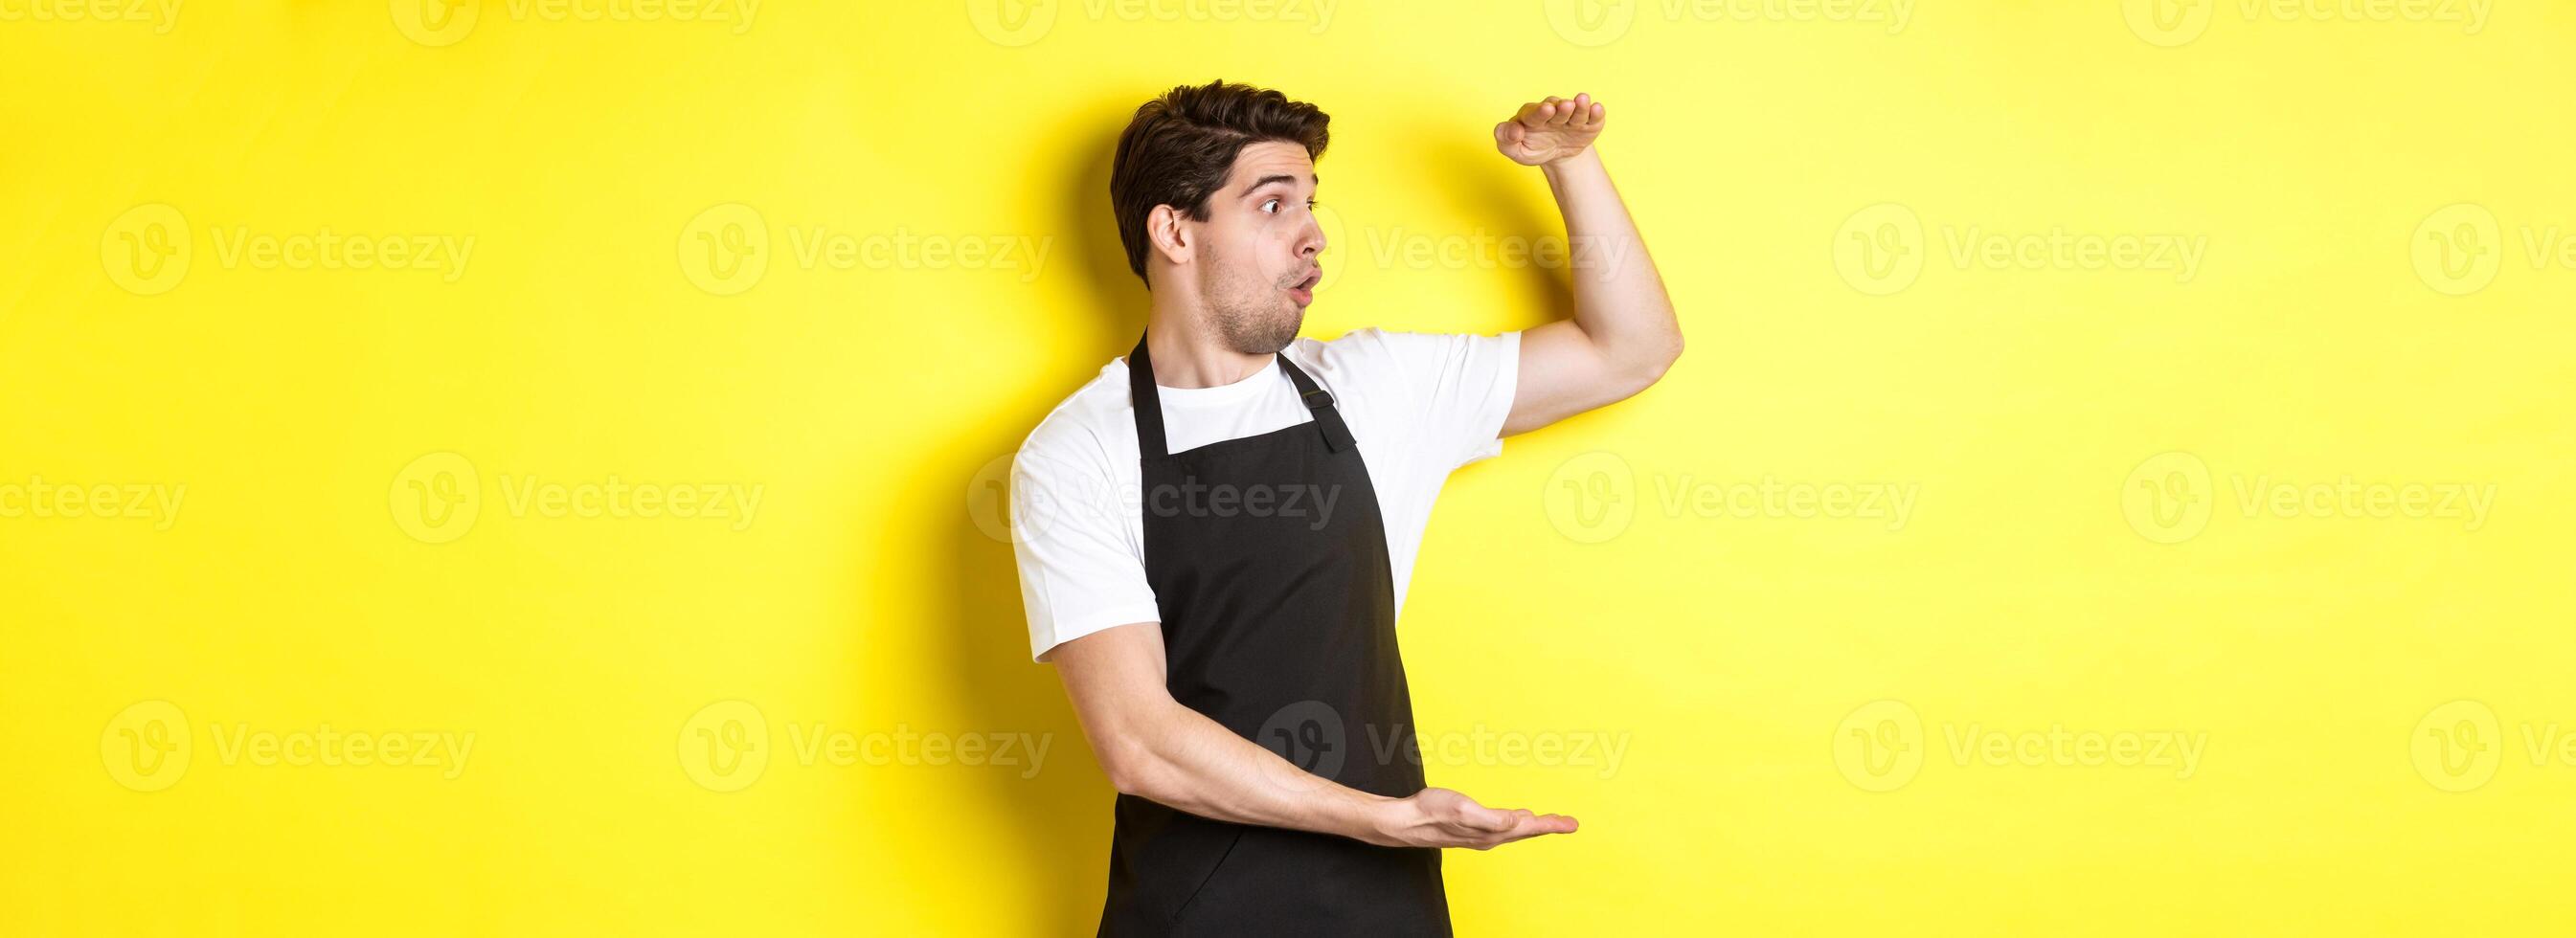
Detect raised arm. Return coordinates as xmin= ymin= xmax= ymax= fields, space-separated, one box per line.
xmin=1494 ymin=94 xmax=1683 ymax=436
xmin=1050 ymin=622 xmax=1577 ymax=850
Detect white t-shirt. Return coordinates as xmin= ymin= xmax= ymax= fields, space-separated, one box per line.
xmin=1009 ymin=327 xmax=1523 ymax=662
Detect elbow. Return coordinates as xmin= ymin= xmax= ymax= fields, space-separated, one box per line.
xmin=1105 ymin=762 xmax=1154 ymax=799
xmin=1096 ymin=736 xmax=1164 ymax=799
xmin=1650 ymin=332 xmax=1683 ymax=382
xmin=1626 ymin=326 xmax=1683 ymax=390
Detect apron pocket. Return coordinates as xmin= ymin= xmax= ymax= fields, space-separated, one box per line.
xmin=1164 ymin=825 xmax=1247 ymax=927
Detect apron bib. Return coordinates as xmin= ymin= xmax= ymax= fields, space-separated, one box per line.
xmin=1096 ymin=334 xmax=1451 ymax=937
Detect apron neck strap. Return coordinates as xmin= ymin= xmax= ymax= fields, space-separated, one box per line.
xmin=1276 ymin=352 xmax=1355 ymax=454
xmin=1127 ymin=332 xmax=1356 ymax=458
xmin=1127 ymin=333 xmax=1170 ymax=458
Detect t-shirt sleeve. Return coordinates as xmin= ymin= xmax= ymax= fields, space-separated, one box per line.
xmin=1344 ymin=327 xmax=1524 ymax=470
xmin=1008 ymin=440 xmax=1160 ymax=663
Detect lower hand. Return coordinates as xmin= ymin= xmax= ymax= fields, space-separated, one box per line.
xmin=1365 ymin=787 xmax=1579 ymax=850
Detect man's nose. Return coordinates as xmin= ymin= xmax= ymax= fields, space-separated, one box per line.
xmin=1296 ymin=216 xmax=1325 ymax=259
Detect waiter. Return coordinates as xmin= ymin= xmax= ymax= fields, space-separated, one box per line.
xmin=1009 ymin=80 xmax=1682 ymax=936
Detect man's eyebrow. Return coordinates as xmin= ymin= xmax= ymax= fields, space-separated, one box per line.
xmin=1240 ymin=173 xmax=1318 ymax=194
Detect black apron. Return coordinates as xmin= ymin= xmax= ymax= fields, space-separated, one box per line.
xmin=1097 ymin=334 xmax=1451 ymax=937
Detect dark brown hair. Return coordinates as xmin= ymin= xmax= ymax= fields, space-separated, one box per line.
xmin=1109 ymin=79 xmax=1330 ymax=285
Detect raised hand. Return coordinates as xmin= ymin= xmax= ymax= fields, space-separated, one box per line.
xmin=1494 ymin=93 xmax=1606 ymax=167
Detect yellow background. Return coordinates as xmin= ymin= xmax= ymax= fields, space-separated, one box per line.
xmin=6 ymin=1 xmax=2573 ymax=934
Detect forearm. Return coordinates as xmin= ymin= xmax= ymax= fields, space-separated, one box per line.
xmin=1109 ymin=698 xmax=1400 ymax=845
xmin=1540 ymin=148 xmax=1682 ymax=371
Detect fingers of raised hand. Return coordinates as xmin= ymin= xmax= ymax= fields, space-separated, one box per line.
xmin=1518 ymin=95 xmax=1606 ymax=132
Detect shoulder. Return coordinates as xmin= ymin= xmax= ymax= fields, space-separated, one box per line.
xmin=1015 ymin=359 xmax=1132 ymax=482
xmin=1287 ymin=327 xmax=1521 ymax=394
xmin=1284 ymin=327 xmax=1413 ymax=391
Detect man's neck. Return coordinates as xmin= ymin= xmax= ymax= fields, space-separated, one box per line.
xmin=1141 ymin=302 xmax=1271 ymax=390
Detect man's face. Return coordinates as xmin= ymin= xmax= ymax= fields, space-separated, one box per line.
xmin=1187 ymin=140 xmax=1324 ymax=356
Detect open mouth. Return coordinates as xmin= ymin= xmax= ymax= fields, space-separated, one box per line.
xmin=1287 ymin=268 xmax=1321 ymax=304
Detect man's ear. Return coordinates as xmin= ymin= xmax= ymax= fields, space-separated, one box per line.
xmin=1146 ymin=204 xmax=1192 ymax=270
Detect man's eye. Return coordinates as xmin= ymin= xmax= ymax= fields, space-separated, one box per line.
xmin=1261 ymin=198 xmax=1281 ymax=213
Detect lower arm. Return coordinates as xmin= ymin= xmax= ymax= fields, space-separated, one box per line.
xmin=1117 ymin=702 xmax=1405 ymax=846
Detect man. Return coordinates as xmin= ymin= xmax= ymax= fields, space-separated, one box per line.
xmin=1009 ymin=79 xmax=1681 ymax=936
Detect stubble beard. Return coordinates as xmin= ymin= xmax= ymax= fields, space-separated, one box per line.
xmin=1207 ymin=261 xmax=1304 ymax=356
